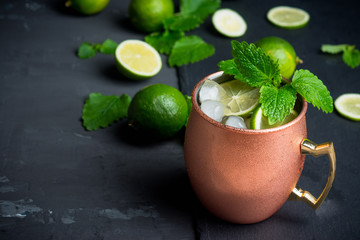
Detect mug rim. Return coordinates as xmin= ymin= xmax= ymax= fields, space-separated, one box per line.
xmin=191 ymin=71 xmax=308 ymax=134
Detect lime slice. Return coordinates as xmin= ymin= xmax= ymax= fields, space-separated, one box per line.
xmin=334 ymin=93 xmax=360 ymax=121
xmin=115 ymin=40 xmax=162 ymax=80
xmin=219 ymin=79 xmax=260 ymax=116
xmin=250 ymin=106 xmax=298 ymax=129
xmin=212 ymin=8 xmax=247 ymax=38
xmin=267 ymin=6 xmax=310 ymax=29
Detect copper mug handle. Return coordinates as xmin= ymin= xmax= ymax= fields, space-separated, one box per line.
xmin=290 ymin=139 xmax=336 ymax=209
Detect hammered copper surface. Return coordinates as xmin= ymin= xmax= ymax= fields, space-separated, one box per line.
xmin=184 ymin=72 xmax=308 ymax=224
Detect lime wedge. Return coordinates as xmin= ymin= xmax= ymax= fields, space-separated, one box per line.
xmin=250 ymin=106 xmax=298 ymax=130
xmin=334 ymin=93 xmax=360 ymax=121
xmin=115 ymin=40 xmax=162 ymax=80
xmin=267 ymin=6 xmax=310 ymax=29
xmin=212 ymin=8 xmax=247 ymax=38
xmin=219 ymin=79 xmax=260 ymax=116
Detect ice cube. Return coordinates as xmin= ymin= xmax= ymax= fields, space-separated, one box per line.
xmin=199 ymin=80 xmax=226 ymax=103
xmin=223 ymin=115 xmax=247 ymax=129
xmin=201 ymin=100 xmax=225 ymax=122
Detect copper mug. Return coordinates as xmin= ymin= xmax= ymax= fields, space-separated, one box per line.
xmin=184 ymin=71 xmax=336 ymax=224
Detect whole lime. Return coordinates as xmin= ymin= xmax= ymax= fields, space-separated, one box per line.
xmin=256 ymin=36 xmax=299 ymax=79
xmin=65 ymin=0 xmax=110 ymax=15
xmin=128 ymin=0 xmax=174 ymax=33
xmin=127 ymin=84 xmax=188 ymax=138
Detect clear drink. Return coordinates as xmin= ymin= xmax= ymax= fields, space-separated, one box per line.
xmin=197 ymin=76 xmax=300 ymax=130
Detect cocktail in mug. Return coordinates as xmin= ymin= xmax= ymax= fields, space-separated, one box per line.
xmin=184 ymin=71 xmax=336 ymax=224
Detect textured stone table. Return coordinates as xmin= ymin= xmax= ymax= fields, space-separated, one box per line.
xmin=1 ymin=0 xmax=360 ymax=239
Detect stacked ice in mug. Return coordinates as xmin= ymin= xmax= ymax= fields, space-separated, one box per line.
xmin=198 ymin=79 xmax=253 ymax=129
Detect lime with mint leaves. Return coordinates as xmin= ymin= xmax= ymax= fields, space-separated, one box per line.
xmin=256 ymin=36 xmax=300 ymax=79
xmin=218 ymin=40 xmax=333 ymax=127
xmin=82 ymin=84 xmax=190 ymax=138
xmin=144 ymin=0 xmax=220 ymax=67
xmin=65 ymin=0 xmax=110 ymax=15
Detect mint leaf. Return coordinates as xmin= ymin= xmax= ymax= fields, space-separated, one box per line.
xmin=231 ymin=41 xmax=282 ymax=88
xmin=218 ymin=59 xmax=243 ymax=79
xmin=141 ymin=0 xmax=220 ymax=67
xmin=180 ymin=0 xmax=221 ymax=21
xmin=93 ymin=43 xmax=102 ymax=52
xmin=78 ymin=39 xmax=118 ymax=59
xmin=169 ymin=35 xmax=215 ymax=67
xmin=343 ymin=46 xmax=360 ymax=69
xmin=145 ymin=30 xmax=184 ymax=55
xmin=321 ymin=44 xmax=360 ymax=69
xmin=99 ymin=39 xmax=118 ymax=54
xmin=321 ymin=44 xmax=348 ymax=54
xmin=164 ymin=15 xmax=202 ymax=32
xmin=259 ymin=84 xmax=297 ymax=125
xmin=78 ymin=42 xmax=97 ymax=59
xmin=82 ymin=93 xmax=131 ymax=131
xmin=291 ymin=69 xmax=333 ymax=113
xmin=162 ymin=0 xmax=220 ymax=32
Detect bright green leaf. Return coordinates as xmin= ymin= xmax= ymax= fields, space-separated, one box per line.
xmin=99 ymin=39 xmax=118 ymax=54
xmin=78 ymin=42 xmax=96 ymax=59
xmin=291 ymin=69 xmax=333 ymax=113
xmin=321 ymin=44 xmax=348 ymax=54
xmin=169 ymin=35 xmax=215 ymax=67
xmin=259 ymin=84 xmax=297 ymax=125
xmin=180 ymin=0 xmax=221 ymax=20
xmin=321 ymin=44 xmax=360 ymax=69
xmin=82 ymin=93 xmax=132 ymax=131
xmin=145 ymin=30 xmax=184 ymax=55
xmin=164 ymin=14 xmax=202 ymax=32
xmin=218 ymin=59 xmax=243 ymax=79
xmin=343 ymin=47 xmax=360 ymax=69
xmin=231 ymin=41 xmax=282 ymax=88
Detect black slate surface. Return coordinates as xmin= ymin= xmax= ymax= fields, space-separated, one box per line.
xmin=1 ymin=0 xmax=360 ymax=239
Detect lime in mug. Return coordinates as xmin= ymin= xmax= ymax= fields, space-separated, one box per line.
xmin=184 ymin=71 xmax=336 ymax=224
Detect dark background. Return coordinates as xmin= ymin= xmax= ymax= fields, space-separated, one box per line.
xmin=1 ymin=0 xmax=359 ymax=239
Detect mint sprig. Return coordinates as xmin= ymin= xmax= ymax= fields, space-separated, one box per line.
xmin=165 ymin=0 xmax=220 ymax=31
xmin=321 ymin=44 xmax=360 ymax=69
xmin=169 ymin=35 xmax=215 ymax=67
xmin=231 ymin=41 xmax=282 ymax=88
xmin=82 ymin=93 xmax=131 ymax=131
xmin=145 ymin=30 xmax=184 ymax=55
xmin=220 ymin=40 xmax=333 ymax=125
xmin=291 ymin=69 xmax=333 ymax=113
xmin=78 ymin=39 xmax=117 ymax=59
xmin=145 ymin=0 xmax=220 ymax=67
xmin=260 ymin=84 xmax=297 ymax=125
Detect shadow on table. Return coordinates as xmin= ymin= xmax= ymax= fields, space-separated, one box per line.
xmin=49 ymin=0 xmax=89 ymax=17
xmin=115 ymin=121 xmax=186 ymax=147
xmin=195 ymin=202 xmax=310 ymax=240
